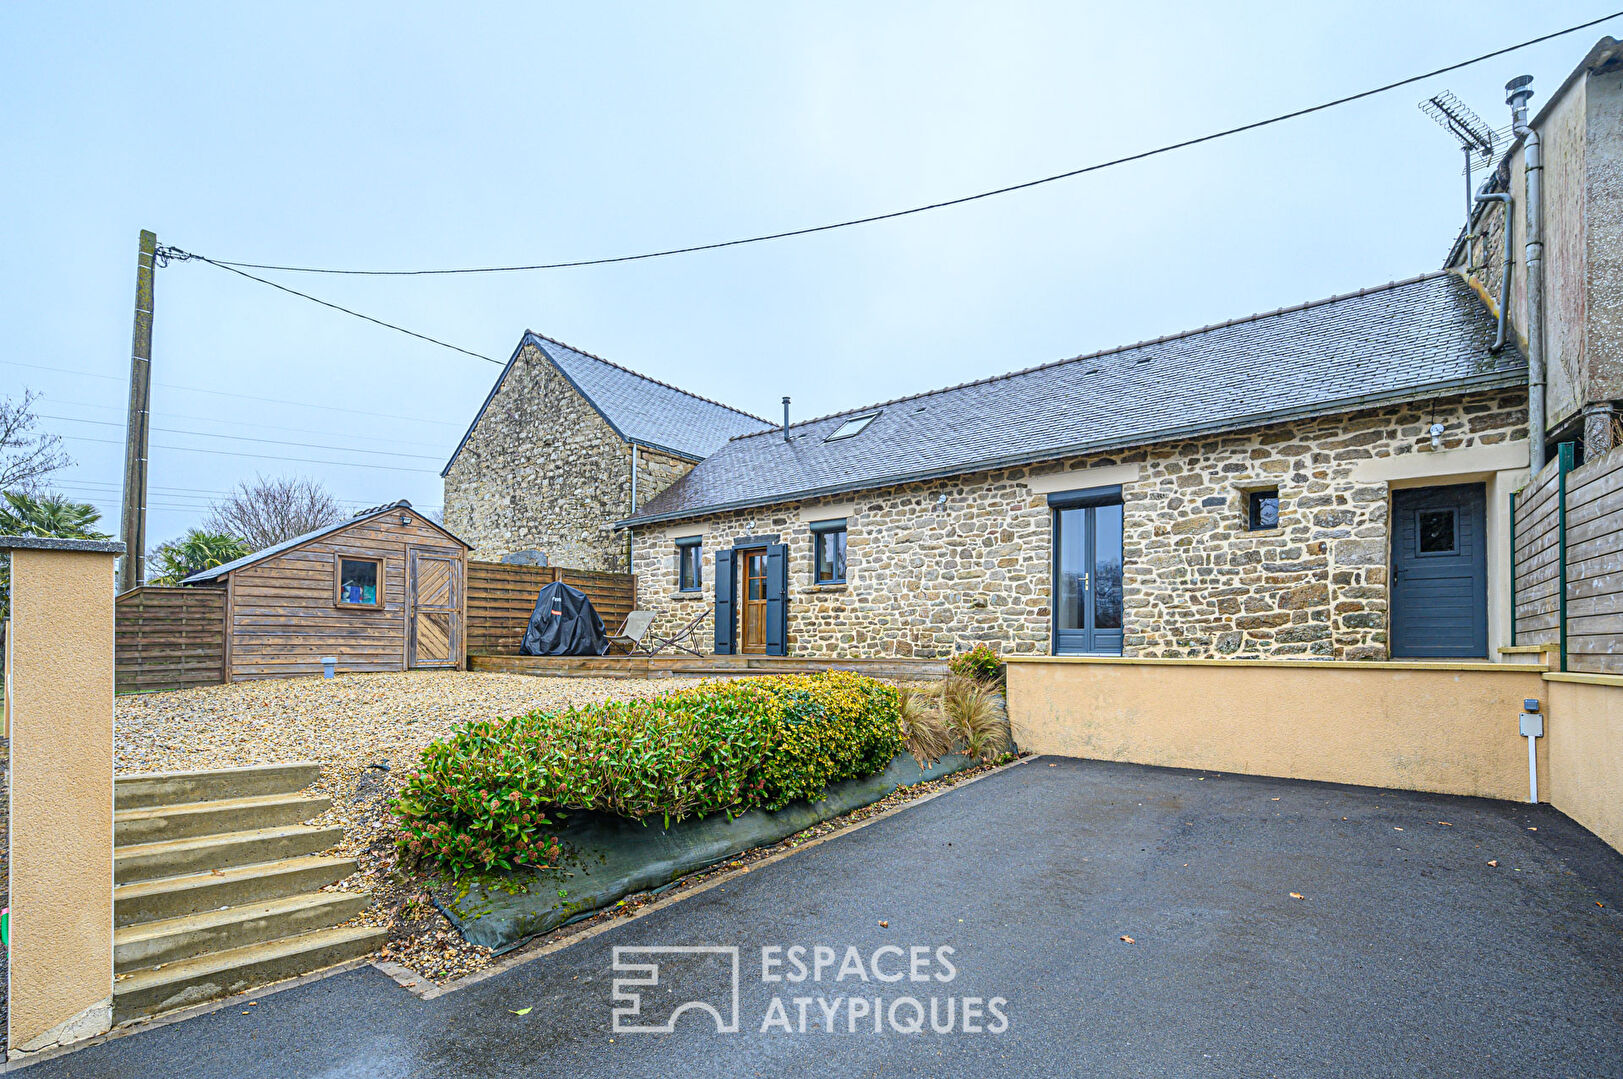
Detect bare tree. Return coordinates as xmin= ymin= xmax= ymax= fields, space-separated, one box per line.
xmin=204 ymin=475 xmax=346 ymax=550
xmin=1 ymin=389 xmax=73 ymax=493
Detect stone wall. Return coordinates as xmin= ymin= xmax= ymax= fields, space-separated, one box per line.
xmin=631 ymin=387 xmax=1527 ymax=660
xmin=444 ymin=343 xmax=694 ymax=572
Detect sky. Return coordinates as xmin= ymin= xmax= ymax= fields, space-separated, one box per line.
xmin=3 ymin=2 xmax=1619 ymax=549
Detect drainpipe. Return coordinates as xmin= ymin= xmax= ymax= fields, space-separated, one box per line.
xmin=1507 ymin=75 xmax=1547 ymax=473
xmin=628 ymin=443 xmax=639 ymax=572
xmin=1473 ymin=189 xmax=1514 ymax=353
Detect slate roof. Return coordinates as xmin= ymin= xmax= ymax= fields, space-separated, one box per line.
xmin=622 ymin=272 xmax=1526 ymax=527
xmin=181 ymin=500 xmax=470 ymax=584
xmin=442 ymin=332 xmax=770 ymax=474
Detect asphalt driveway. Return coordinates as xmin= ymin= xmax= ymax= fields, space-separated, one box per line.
xmin=18 ymin=757 xmax=1623 ymax=1078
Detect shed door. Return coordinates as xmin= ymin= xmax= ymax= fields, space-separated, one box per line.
xmin=1390 ymin=484 xmax=1487 ymax=658
xmin=408 ymin=549 xmax=462 ymax=668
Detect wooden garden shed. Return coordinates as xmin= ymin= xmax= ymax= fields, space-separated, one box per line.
xmin=181 ymin=500 xmax=471 ymax=681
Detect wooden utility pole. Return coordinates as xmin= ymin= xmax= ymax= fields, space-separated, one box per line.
xmin=118 ymin=230 xmax=156 ymax=593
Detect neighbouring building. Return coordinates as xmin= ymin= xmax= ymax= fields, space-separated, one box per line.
xmin=442 ymin=332 xmax=768 ymax=572
xmin=447 ymin=39 xmax=1623 ymax=665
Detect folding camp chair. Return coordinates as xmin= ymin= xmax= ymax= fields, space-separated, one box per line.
xmin=606 ymin=610 xmax=658 ymax=655
xmin=643 ymin=608 xmax=709 ymax=658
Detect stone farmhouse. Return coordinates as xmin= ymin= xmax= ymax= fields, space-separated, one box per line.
xmin=445 ymin=39 xmax=1623 ymax=665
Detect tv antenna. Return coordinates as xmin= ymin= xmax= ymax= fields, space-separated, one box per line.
xmin=1420 ymin=91 xmax=1498 ymax=227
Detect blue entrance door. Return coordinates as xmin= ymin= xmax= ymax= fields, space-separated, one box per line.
xmin=1053 ymin=498 xmax=1124 ymax=655
xmin=1390 ymin=483 xmax=1488 ymax=658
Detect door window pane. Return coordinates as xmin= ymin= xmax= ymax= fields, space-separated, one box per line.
xmin=1417 ymin=509 xmax=1457 ymax=554
xmin=1056 ymin=508 xmax=1086 ymax=631
xmin=1092 ymin=502 xmax=1123 ymax=630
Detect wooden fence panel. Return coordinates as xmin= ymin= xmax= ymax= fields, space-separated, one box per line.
xmin=1513 ymin=460 xmax=1563 ymax=645
xmin=466 ymin=561 xmax=636 ymax=655
xmin=115 ymin=586 xmax=227 ymax=693
xmin=1513 ymin=445 xmax=1623 ymax=673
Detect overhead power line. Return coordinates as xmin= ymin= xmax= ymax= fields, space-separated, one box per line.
xmin=40 ymin=413 xmax=446 ymax=462
xmin=181 ymin=11 xmax=1620 ymax=278
xmin=61 ymin=433 xmax=438 ymax=474
xmin=0 ymin=359 xmax=464 ymax=427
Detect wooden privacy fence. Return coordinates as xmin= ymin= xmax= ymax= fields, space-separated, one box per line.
xmin=466 ymin=561 xmax=635 ymax=655
xmin=1512 ymin=442 xmax=1623 ymax=673
xmin=114 ymin=586 xmax=226 ymax=693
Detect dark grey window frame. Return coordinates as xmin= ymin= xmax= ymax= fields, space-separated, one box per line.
xmin=675 ymin=535 xmax=703 ymax=592
xmin=1048 ymin=484 xmax=1124 ymax=656
xmin=1247 ymin=488 xmax=1280 ymax=531
xmin=810 ymin=518 xmax=848 ymax=584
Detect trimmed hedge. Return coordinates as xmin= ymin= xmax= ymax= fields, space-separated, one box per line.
xmin=394 ymin=672 xmax=904 ymax=876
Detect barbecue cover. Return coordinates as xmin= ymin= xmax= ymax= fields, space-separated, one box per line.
xmin=519 ymin=581 xmax=610 ymax=656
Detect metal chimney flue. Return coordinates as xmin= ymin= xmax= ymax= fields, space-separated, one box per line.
xmin=782 ymin=396 xmax=790 ymax=440
xmin=1505 ymin=75 xmax=1535 ymax=120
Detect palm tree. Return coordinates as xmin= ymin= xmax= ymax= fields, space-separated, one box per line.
xmin=0 ymin=490 xmax=108 ymax=538
xmin=148 ymin=530 xmax=250 ymax=585
xmin=0 ymin=489 xmax=111 ymax=622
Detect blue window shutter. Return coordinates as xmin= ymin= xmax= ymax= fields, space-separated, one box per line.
xmin=765 ymin=543 xmax=789 ymax=656
xmin=714 ymin=549 xmax=735 ymax=654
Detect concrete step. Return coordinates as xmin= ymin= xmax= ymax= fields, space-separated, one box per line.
xmin=114 ymin=856 xmax=358 ymax=928
xmin=115 ymin=793 xmax=332 ymax=845
xmin=116 ymin=762 xmax=324 ymax=809
xmin=114 ymin=891 xmax=372 ymax=974
xmin=113 ymin=924 xmax=388 ymax=1023
xmin=115 ymin=825 xmax=346 ymax=885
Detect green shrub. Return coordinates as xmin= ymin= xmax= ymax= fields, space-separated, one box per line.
xmin=394 ymin=672 xmax=904 ymax=877
xmin=948 ymin=643 xmax=1001 ymax=683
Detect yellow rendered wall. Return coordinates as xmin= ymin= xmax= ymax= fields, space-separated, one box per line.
xmin=1006 ymin=658 xmax=1546 ymax=802
xmin=6 ymin=549 xmax=116 ymax=1054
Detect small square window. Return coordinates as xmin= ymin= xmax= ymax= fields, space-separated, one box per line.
xmin=1417 ymin=509 xmax=1457 ymax=554
xmin=811 ymin=520 xmax=847 ymax=584
xmin=336 ymin=556 xmax=382 ymax=607
xmin=676 ymin=538 xmax=703 ymax=592
xmin=1247 ymin=489 xmax=1280 ymax=531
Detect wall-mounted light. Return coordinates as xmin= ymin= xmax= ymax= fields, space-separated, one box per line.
xmin=400 ymin=514 xmax=412 ymax=526
xmin=935 ymin=494 xmax=949 ymax=507
xmin=1428 ymin=422 xmax=1446 ymax=450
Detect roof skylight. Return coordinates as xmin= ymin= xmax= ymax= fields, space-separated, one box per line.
xmin=825 ymin=412 xmax=880 ymax=442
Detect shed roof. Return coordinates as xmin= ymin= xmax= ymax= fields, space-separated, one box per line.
xmin=442 ymin=332 xmax=770 ymax=474
xmin=180 ymin=500 xmax=470 ymax=584
xmin=622 ymin=271 xmax=1525 ymax=527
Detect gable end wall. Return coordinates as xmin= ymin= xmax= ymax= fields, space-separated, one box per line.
xmin=444 ymin=342 xmax=694 ymax=571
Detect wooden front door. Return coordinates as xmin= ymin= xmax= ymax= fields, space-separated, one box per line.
xmin=739 ymin=548 xmax=769 ymax=654
xmin=408 ymin=549 xmax=462 ymax=668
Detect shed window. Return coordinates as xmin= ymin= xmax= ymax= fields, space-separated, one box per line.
xmin=676 ymin=537 xmax=703 ymax=592
xmin=811 ymin=519 xmax=847 ymax=584
xmin=336 ymin=556 xmax=382 ymax=607
xmin=1247 ymin=489 xmax=1280 ymax=531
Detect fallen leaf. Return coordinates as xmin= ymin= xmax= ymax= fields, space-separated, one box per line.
xmin=1120 ymin=935 xmax=1135 ymax=944
xmin=1437 ymin=821 xmax=1452 ymax=827
xmin=878 ymin=921 xmax=889 ymax=928
xmin=510 ymin=1007 xmax=532 ymax=1016
xmin=1488 ymin=860 xmax=1499 ymax=867
xmin=1598 ymin=902 xmax=1605 ymax=908
xmin=1393 ymin=827 xmax=1404 ymax=832
xmin=1289 ymin=893 xmax=1306 ymax=900
xmin=1527 ymin=827 xmax=1538 ymax=832
xmin=1270 ymin=798 xmax=1280 ymax=802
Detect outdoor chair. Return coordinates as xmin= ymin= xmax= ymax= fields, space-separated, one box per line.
xmin=607 ymin=610 xmax=658 ymax=655
xmin=642 ymin=608 xmax=709 ymax=658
